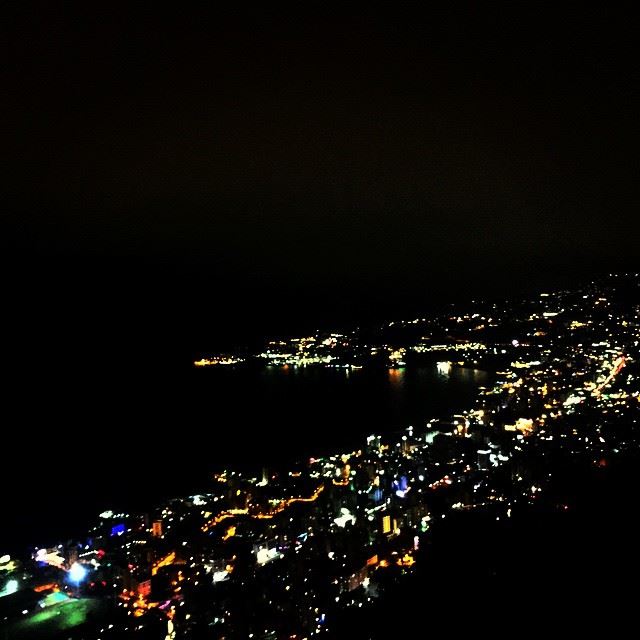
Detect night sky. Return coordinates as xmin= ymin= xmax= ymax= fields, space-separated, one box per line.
xmin=4 ymin=6 xmax=639 ymax=426
xmin=2 ymin=2 xmax=639 ymax=554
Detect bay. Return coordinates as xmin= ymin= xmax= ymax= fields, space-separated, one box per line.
xmin=3 ymin=364 xmax=490 ymax=553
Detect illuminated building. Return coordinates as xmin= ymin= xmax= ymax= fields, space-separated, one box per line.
xmin=137 ymin=579 xmax=151 ymax=597
xmin=65 ymin=546 xmax=79 ymax=568
xmin=477 ymin=449 xmax=491 ymax=470
xmin=366 ymin=434 xmax=382 ymax=453
xmin=346 ymin=566 xmax=368 ymax=592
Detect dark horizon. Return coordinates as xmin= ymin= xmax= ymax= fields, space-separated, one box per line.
xmin=6 ymin=4 xmax=639 ymax=371
xmin=7 ymin=254 xmax=632 ymax=382
xmin=6 ymin=4 xmax=639 ymax=366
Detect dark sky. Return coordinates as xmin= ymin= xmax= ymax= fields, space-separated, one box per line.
xmin=2 ymin=3 xmax=640 ymax=550
xmin=4 ymin=3 xmax=639 ymax=361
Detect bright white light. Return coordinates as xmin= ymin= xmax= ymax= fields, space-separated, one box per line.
xmin=212 ymin=570 xmax=229 ymax=583
xmin=1 ymin=579 xmax=18 ymax=597
xmin=437 ymin=361 xmax=451 ymax=375
xmin=256 ymin=548 xmax=281 ymax=565
xmin=333 ymin=508 xmax=356 ymax=528
xmin=69 ymin=562 xmax=87 ymax=584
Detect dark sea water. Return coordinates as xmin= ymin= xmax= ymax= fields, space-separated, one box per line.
xmin=3 ymin=364 xmax=490 ymax=554
xmin=185 ymin=364 xmax=490 ymax=462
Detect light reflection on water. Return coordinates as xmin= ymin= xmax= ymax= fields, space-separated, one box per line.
xmin=1 ymin=363 xmax=493 ymax=552
xmin=245 ymin=364 xmax=491 ymax=450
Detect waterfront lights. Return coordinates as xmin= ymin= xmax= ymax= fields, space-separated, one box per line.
xmin=437 ymin=361 xmax=452 ymax=375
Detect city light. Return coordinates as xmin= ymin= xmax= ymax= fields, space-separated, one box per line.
xmin=68 ymin=562 xmax=87 ymax=584
xmin=5 ymin=273 xmax=637 ymax=638
xmin=0 ymin=578 xmax=18 ymax=597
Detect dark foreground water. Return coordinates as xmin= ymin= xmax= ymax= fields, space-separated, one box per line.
xmin=3 ymin=364 xmax=490 ymax=553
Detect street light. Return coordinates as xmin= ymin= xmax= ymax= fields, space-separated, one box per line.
xmin=68 ymin=561 xmax=87 ymax=595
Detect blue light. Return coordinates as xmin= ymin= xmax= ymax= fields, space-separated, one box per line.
xmin=110 ymin=523 xmax=126 ymax=537
xmin=68 ymin=562 xmax=87 ymax=584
